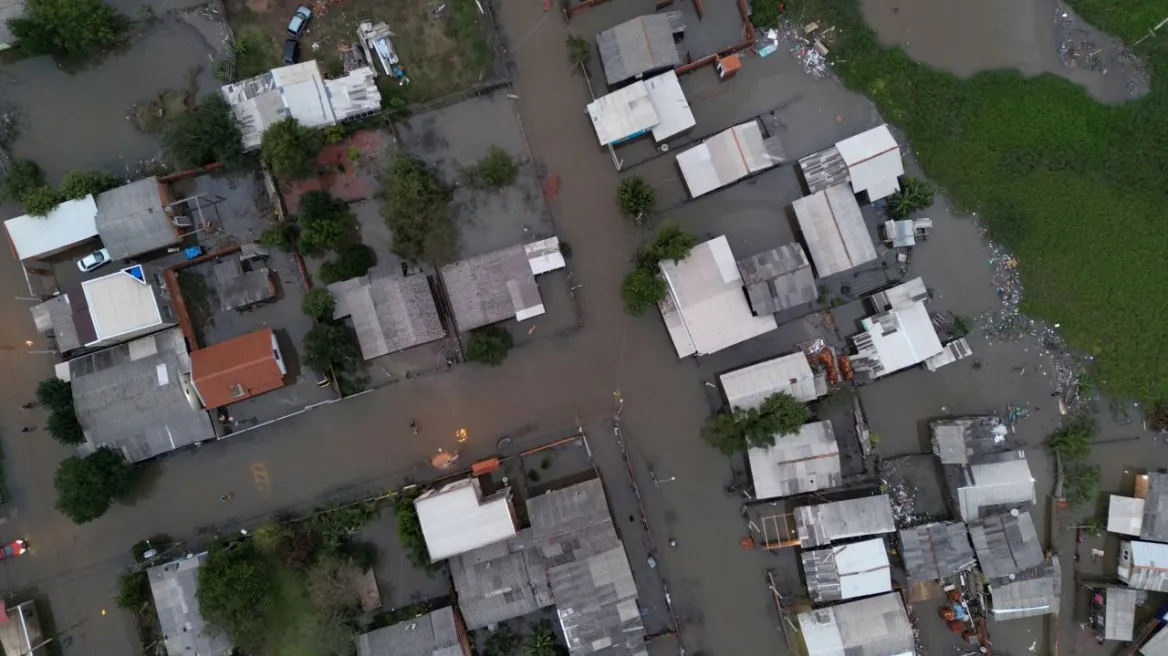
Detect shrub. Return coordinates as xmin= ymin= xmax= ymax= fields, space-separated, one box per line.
xmin=117 ymin=572 xmax=150 ymax=610
xmin=466 ymin=325 xmax=514 ymax=367
xmin=296 ymin=191 xmax=355 ymax=255
xmin=620 ymin=267 xmax=667 ymax=317
xmin=302 ymin=288 xmax=337 ymax=321
xmin=702 ymin=392 xmax=809 ymax=455
xmin=258 ymin=222 xmax=299 ymax=250
xmin=1049 ymin=415 xmax=1095 ymax=461
xmin=162 ymin=95 xmax=245 ymax=169
xmin=887 ymin=176 xmax=935 ymax=220
xmin=616 ymin=176 xmax=655 ymax=223
xmin=1064 ymin=463 xmax=1100 ymax=507
xmin=466 ymin=146 xmax=519 ymax=190
xmin=318 ymin=244 xmax=376 ymax=284
xmin=197 ymin=543 xmax=272 ymax=651
xmin=8 ymin=0 xmax=122 ymax=57
xmin=524 ymin=620 xmax=561 ymax=656
xmin=54 ymin=447 xmax=139 ymax=524
xmin=261 ymin=117 xmax=323 ymax=179
xmin=46 ymin=409 xmax=85 ymax=446
xmin=0 ymin=159 xmax=45 ymax=203
xmin=22 ymin=185 xmax=61 ymax=216
xmin=36 ymin=377 xmax=73 ymax=410
xmin=565 ymin=34 xmax=591 ymax=71
xmin=395 ymin=497 xmax=435 ymax=570
xmin=748 ymin=0 xmax=782 ymax=30
xmin=303 ymin=323 xmax=361 ymax=374
xmin=642 ymin=223 xmax=696 ymax=263
xmin=59 ymin=170 xmax=120 ymax=199
xmin=251 ymin=520 xmax=292 ymax=554
xmin=380 ymin=153 xmax=456 ymax=263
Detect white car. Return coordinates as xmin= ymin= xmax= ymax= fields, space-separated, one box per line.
xmin=77 ymin=248 xmax=111 ymax=273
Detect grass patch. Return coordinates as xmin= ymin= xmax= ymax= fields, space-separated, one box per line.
xmin=233 ymin=23 xmax=281 ymax=81
xmin=789 ymin=0 xmax=1168 ymax=401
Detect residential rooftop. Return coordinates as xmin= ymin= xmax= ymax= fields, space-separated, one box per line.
xmin=415 ymin=478 xmax=518 ymax=562
xmin=801 ymin=537 xmax=891 ymax=603
xmin=355 ymin=606 xmax=467 ymax=656
xmin=988 ymin=556 xmax=1060 ymax=621
xmin=596 ymin=13 xmax=683 ymax=87
xmin=899 ymin=522 xmax=977 ymax=582
xmin=330 ymin=274 xmax=447 ymax=359
xmin=929 ymin=415 xmax=1009 ymax=465
xmin=792 ymin=184 xmax=877 ymax=278
xmin=94 ymin=176 xmax=180 ymax=259
xmin=947 ymin=450 xmax=1035 ymax=521
xmin=797 ymin=592 xmax=915 ymax=656
xmin=748 ymin=420 xmax=841 ymax=499
xmin=720 ymin=351 xmax=827 ymax=410
xmin=1120 ymin=540 xmax=1168 ymax=592
xmin=210 ymin=255 xmax=276 ymax=311
xmin=1105 ymin=586 xmax=1138 ymax=642
xmin=835 ymin=124 xmax=904 ymax=202
xmin=850 ymin=302 xmax=944 ymax=381
xmin=190 ymin=328 xmax=286 ymax=409
xmin=795 ymin=495 xmax=896 ymax=548
xmin=968 ymin=510 xmax=1044 ymax=579
xmin=736 ymin=243 xmax=818 ymax=316
xmin=81 ymin=265 xmax=170 ymax=346
xmin=4 ymin=195 xmax=99 ymax=261
xmin=675 ymin=119 xmax=785 ymax=198
xmin=148 ymin=553 xmax=232 ymax=656
xmin=440 ymin=244 xmax=544 ymax=332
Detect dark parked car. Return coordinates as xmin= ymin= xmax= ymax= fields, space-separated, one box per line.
xmin=287 ymin=6 xmax=312 ymax=36
xmin=282 ymin=39 xmax=300 ymax=65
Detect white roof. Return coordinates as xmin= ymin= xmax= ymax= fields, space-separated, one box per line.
xmin=857 ymin=302 xmax=944 ymax=376
xmin=415 ymin=478 xmax=518 ymax=561
xmin=792 ymin=184 xmax=878 ymax=277
xmin=4 ymin=195 xmax=99 ymax=260
xmin=748 ymin=420 xmax=841 ymax=499
xmin=586 ymin=82 xmax=657 ymax=146
xmin=1110 ymin=496 xmax=1146 ymax=536
xmin=273 ymin=61 xmax=335 ymax=127
xmin=1144 ymin=627 xmax=1168 ymax=656
xmin=809 ymin=538 xmax=892 ymax=600
xmin=957 ymin=456 xmax=1036 ymax=520
xmin=658 ymin=236 xmax=776 ymax=358
xmin=81 ymin=266 xmax=163 ymax=343
xmin=323 ymin=67 xmax=383 ymax=121
xmin=720 ymin=352 xmax=826 ymax=409
xmin=835 ymin=124 xmax=904 ymax=201
xmin=643 ymin=70 xmax=694 ymax=142
xmin=1130 ymin=540 xmax=1168 ymax=567
xmin=798 ymin=593 xmax=914 ymax=656
xmin=676 ymin=120 xmax=781 ymax=198
xmin=525 ymin=237 xmax=566 ymax=275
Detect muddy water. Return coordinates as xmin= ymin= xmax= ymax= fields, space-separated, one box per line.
xmin=858 ymin=0 xmax=1145 ymax=102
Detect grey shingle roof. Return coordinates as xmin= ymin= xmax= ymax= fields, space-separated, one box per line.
xmin=798 ymin=146 xmax=850 ymax=195
xmin=95 ymin=177 xmax=179 ymax=259
xmin=210 ymin=257 xmax=275 ymax=311
xmin=356 ymin=606 xmax=465 ymax=656
xmin=448 ymin=529 xmax=552 ymax=630
xmin=596 ymin=13 xmax=683 ymax=86
xmin=148 ymin=554 xmax=232 ymax=656
xmin=737 ymin=243 xmax=818 ymax=315
xmin=989 ymin=556 xmax=1060 ymax=621
xmin=69 ymin=327 xmax=215 ymax=462
xmin=899 ymin=521 xmax=976 ymax=582
xmin=440 ymin=245 xmax=541 ymax=332
xmin=969 ymin=511 xmax=1044 ymax=579
xmin=330 ymin=274 xmax=446 ymax=359
xmin=30 ymin=294 xmax=83 ymax=352
xmin=929 ymin=416 xmax=1008 ymax=465
xmin=1143 ymin=473 xmax=1168 ymax=542
xmin=796 ymin=495 xmax=897 ymax=548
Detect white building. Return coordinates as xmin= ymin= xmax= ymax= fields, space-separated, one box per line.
xmin=850 ymin=301 xmax=944 ymax=380
xmin=4 ymin=195 xmax=99 ymax=261
xmin=951 ymin=452 xmax=1036 ymax=521
xmin=80 ymin=265 xmax=174 ymax=348
xmin=414 ymin=478 xmax=518 ymax=562
xmin=1119 ymin=541 xmax=1168 ymax=592
xmin=792 ymin=184 xmax=878 ymax=277
xmin=835 ymin=124 xmax=905 ymax=201
xmin=658 ymin=236 xmax=776 ymax=358
xmin=798 ymin=593 xmax=914 ymax=656
xmin=675 ymin=120 xmax=785 ymax=198
xmin=586 ymin=71 xmax=694 ymax=146
xmin=802 ymin=537 xmax=892 ymax=603
xmin=719 ymin=352 xmax=827 ymax=410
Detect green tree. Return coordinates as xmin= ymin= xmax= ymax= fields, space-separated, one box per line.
xmin=395 ymin=497 xmax=434 ymax=569
xmin=524 ymin=620 xmax=561 ymax=656
xmin=466 ymin=146 xmax=518 ymax=190
xmin=301 ymin=288 xmax=337 ymax=321
xmin=318 ymin=244 xmax=376 ymax=284
xmin=702 ymin=392 xmax=809 ymax=455
xmin=8 ymin=0 xmax=121 ymax=57
xmin=59 ymin=170 xmax=120 ymax=199
xmin=1064 ymin=463 xmax=1100 ymax=507
xmin=261 ymin=117 xmax=323 ymax=179
xmin=197 ymin=543 xmax=272 ymax=651
xmin=22 ymin=185 xmax=60 ymax=216
xmin=1 ymin=159 xmax=45 ymax=203
xmin=1049 ymin=415 xmax=1095 ymax=461
xmin=303 ymin=323 xmax=361 ymax=373
xmin=887 ymin=176 xmax=935 ymax=220
xmin=117 ymin=572 xmax=150 ymax=610
xmin=259 ymin=222 xmax=299 ymax=250
xmin=380 ymin=153 xmax=457 ymax=263
xmin=565 ymin=34 xmax=591 ymax=71
xmin=296 ymin=191 xmax=355 ymax=255
xmin=46 ymin=408 xmax=85 ymax=445
xmin=36 ymin=377 xmax=73 ymax=410
xmin=749 ymin=0 xmax=781 ymax=30
xmin=617 ymin=176 xmax=655 ymax=223
xmin=466 ymin=325 xmax=514 ymax=367
xmin=54 ymin=447 xmax=138 ymax=524
xmin=642 ymin=223 xmax=697 ymax=263
xmin=620 ymin=267 xmax=667 ymax=317
xmin=305 ymin=556 xmax=361 ymax=613
xmin=483 ymin=624 xmax=522 ymax=656
xmin=162 ymin=95 xmax=244 ymax=168
xmin=251 ymin=520 xmax=292 ymax=554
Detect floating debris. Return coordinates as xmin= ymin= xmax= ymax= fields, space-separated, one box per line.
xmin=763 ymin=18 xmax=834 ymax=79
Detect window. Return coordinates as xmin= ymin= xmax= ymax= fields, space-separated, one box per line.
xmin=230 ymin=384 xmax=246 ymax=398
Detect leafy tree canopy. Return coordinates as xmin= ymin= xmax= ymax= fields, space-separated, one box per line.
xmin=641 ymin=223 xmax=697 ymax=264
xmin=59 ymin=170 xmax=120 ymax=199
xmin=1064 ymin=462 xmax=1100 ymax=507
xmin=318 ymin=244 xmax=376 ymax=284
xmin=620 ymin=266 xmax=667 ymax=317
xmin=303 ymin=323 xmax=361 ymax=373
xmin=617 ymin=176 xmax=655 ymax=222
xmin=197 ymin=543 xmax=273 ymax=650
xmin=1049 ymin=415 xmax=1095 ymax=461
xmin=162 ymin=95 xmax=245 ymax=169
xmin=887 ymin=176 xmax=935 ymax=220
xmin=466 ymin=325 xmax=514 ymax=367
xmin=261 ymin=117 xmax=323 ymax=179
xmin=301 ymin=288 xmax=337 ymax=321
xmin=36 ymin=377 xmax=73 ymax=410
xmin=702 ymin=392 xmax=809 ymax=455
xmin=8 ymin=0 xmax=121 ymax=57
xmin=380 ymin=153 xmax=456 ymax=263
xmin=46 ymin=409 xmax=85 ymax=446
xmin=465 ymin=146 xmax=519 ymax=190
xmin=54 ymin=448 xmax=138 ymax=523
xmin=1 ymin=159 xmax=45 ymax=203
xmin=565 ymin=34 xmax=591 ymax=70
xmin=22 ymin=185 xmax=60 ymax=216
xmin=296 ymin=190 xmax=355 ymax=255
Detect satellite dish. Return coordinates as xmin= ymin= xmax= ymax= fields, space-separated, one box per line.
xmin=142 ymin=549 xmax=158 ymax=560
xmin=1010 ymin=508 xmax=1020 ymax=517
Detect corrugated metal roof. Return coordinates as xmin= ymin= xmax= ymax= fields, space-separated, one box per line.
xmin=989 ymin=557 xmax=1060 ymax=620
xmin=1142 ymin=473 xmax=1168 ymax=542
xmin=954 ymin=451 xmax=1035 ymax=520
xmin=148 ymin=553 xmax=232 ymax=656
xmin=586 ymin=82 xmax=657 ymax=146
xmin=596 ymin=13 xmax=682 ymax=86
xmin=798 ymin=593 xmax=914 ymax=656
xmin=329 ymin=274 xmax=446 ymax=360
xmin=4 ymin=195 xmax=99 ymax=260
xmin=1143 ymin=626 xmax=1168 ymax=655
xmin=210 ymin=256 xmax=275 ymax=311
xmin=356 ymin=606 xmax=465 ymax=656
xmin=676 ymin=120 xmax=785 ymax=198
xmin=69 ymin=327 xmax=214 ymax=462
xmin=643 ymin=71 xmax=694 ymax=142
xmin=801 ymin=538 xmax=891 ymax=602
xmin=1110 ymin=495 xmax=1146 ymax=536
xmin=190 ymin=328 xmax=284 ymax=409
xmin=658 ymin=236 xmax=777 ymax=358
xmin=736 ymin=243 xmax=818 ymax=315
xmin=929 ymin=416 xmax=1008 ymax=465
xmin=835 ymin=125 xmax=904 ymax=201
xmin=449 ymin=529 xmax=552 ymax=629
xmin=30 ymin=294 xmax=82 ymax=353
xmin=969 ymin=511 xmax=1044 ymax=578
xmin=923 ymin=338 xmax=973 ymax=372
xmin=720 ymin=352 xmax=825 ymax=409
xmin=526 ymin=237 xmax=566 ymax=275
xmin=748 ymin=420 xmax=841 ymax=499
xmin=415 ymin=478 xmax=518 ymax=561
xmin=440 ymin=245 xmax=544 ymax=331
xmin=899 ymin=521 xmax=976 ymax=582
xmin=95 ymin=177 xmax=177 ymax=260
xmin=1123 ymin=541 xmax=1168 ymax=592
xmin=851 ymin=302 xmax=943 ymax=379
xmin=796 ymin=495 xmax=897 ymax=548
xmin=1105 ymin=587 xmax=1138 ymax=641
xmin=871 ymin=277 xmax=928 ymax=312
xmin=798 ymin=146 xmax=850 ymax=195
xmin=792 ymin=184 xmax=877 ymax=277
xmin=0 ymin=0 xmax=24 ymax=46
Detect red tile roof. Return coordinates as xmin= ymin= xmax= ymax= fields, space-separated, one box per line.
xmin=191 ymin=328 xmax=285 ymax=409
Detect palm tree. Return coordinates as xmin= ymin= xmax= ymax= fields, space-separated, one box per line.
xmin=565 ymin=35 xmax=591 ymax=73
xmin=523 ymin=621 xmax=560 ymax=656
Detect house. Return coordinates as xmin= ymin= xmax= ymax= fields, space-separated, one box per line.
xmin=795 ymin=495 xmax=896 ymax=548
xmin=968 ymin=511 xmax=1044 ymax=579
xmin=148 ymin=554 xmax=232 ymax=656
xmin=1102 ymin=587 xmax=1138 ymax=641
xmin=792 ymin=184 xmax=878 ymax=278
xmin=440 ymin=243 xmax=547 ymax=332
xmin=4 ymin=195 xmax=99 ymax=261
xmin=0 ymin=600 xmax=44 ymax=656
xmin=748 ymin=420 xmax=841 ymax=499
xmin=210 ymin=254 xmax=276 ymax=311
xmin=883 ymin=218 xmax=933 ymax=248
xmin=221 ymin=61 xmax=382 ymax=149
xmin=355 ymin=606 xmax=472 ymax=656
xmin=675 ymin=120 xmax=786 ymax=198
xmin=801 ymin=537 xmax=891 ymax=602
xmin=797 ymin=593 xmax=915 ymax=656
xmin=658 ymin=236 xmax=777 ymax=358
xmin=835 ymin=124 xmax=905 ymax=201
xmin=449 ymin=478 xmax=648 ymax=655
xmin=719 ymin=352 xmax=827 ymax=410
xmin=736 ymin=243 xmax=818 ymax=316
xmin=923 ymin=338 xmax=974 ymax=372
xmin=1111 ymin=495 xmax=1148 ymax=536
xmin=329 ymin=274 xmax=446 ymax=360
xmin=988 ymin=557 xmax=1060 ymax=621
xmin=1119 ymin=541 xmax=1168 ymax=592
xmin=945 ymin=450 xmax=1036 ymax=521
xmin=414 ymin=478 xmax=518 ymax=562
xmin=850 ymin=302 xmax=944 ymax=381
xmin=586 ymin=71 xmax=694 ymax=146
xmin=0 ymin=0 xmax=24 ymax=50
xmin=65 ymin=327 xmax=215 ymax=462
xmin=929 ymin=416 xmax=1009 ymax=465
xmin=191 ymin=328 xmax=287 ymax=409
xmin=94 ymin=177 xmax=182 ymax=259
xmin=1141 ymin=472 xmax=1168 ymax=541
xmin=870 ymin=277 xmax=928 ymax=313
xmin=596 ymin=13 xmax=683 ymax=87
xmin=899 ymin=522 xmax=977 ymax=582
